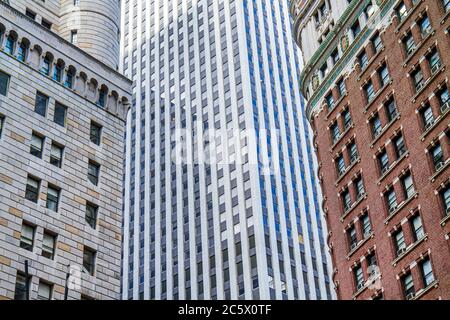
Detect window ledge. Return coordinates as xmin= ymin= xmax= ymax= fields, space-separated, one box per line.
xmin=411 ymin=280 xmax=439 ymax=300
xmin=441 ymin=10 xmax=450 ymax=24
xmin=429 ymin=158 xmax=450 ymax=183
xmin=412 ymin=65 xmax=446 ymax=103
xmin=346 ymin=232 xmax=373 ymax=259
xmin=377 ymin=151 xmax=410 ymax=185
xmin=402 ymin=31 xmax=434 ymax=67
xmin=340 ymin=194 xmax=367 ymax=222
xmin=392 ymin=234 xmax=428 ymax=267
xmin=384 ymin=192 xmax=419 ymax=224
xmin=363 ymin=81 xmax=393 ymax=113
xmin=420 ymin=107 xmax=450 ymax=141
xmin=335 ymin=158 xmax=360 ymax=185
xmin=369 ymin=113 xmax=401 ymax=148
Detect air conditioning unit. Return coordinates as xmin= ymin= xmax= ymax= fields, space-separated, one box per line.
xmin=406 ymin=292 xmax=415 ymax=300
xmin=351 ymin=242 xmax=358 ymax=251
xmin=431 ymin=62 xmax=441 ymax=74
xmin=397 ymin=247 xmax=406 ymax=256
xmin=407 ymin=46 xmax=415 ymax=56
xmin=424 ymin=120 xmax=435 ymax=131
xmin=440 ymin=101 xmax=449 ymax=113
xmin=389 ymin=205 xmax=398 ymax=214
xmin=357 ymin=282 xmax=365 ymax=290
xmin=364 ymin=230 xmax=372 ymax=238
xmin=415 ymin=81 xmax=424 ymax=92
xmin=381 ymin=166 xmax=389 ymax=175
xmin=435 ymin=161 xmax=444 ymax=171
xmin=351 ymin=155 xmax=359 ymax=163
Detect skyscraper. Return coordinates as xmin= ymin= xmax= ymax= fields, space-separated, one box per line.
xmin=0 ymin=0 xmax=131 ymax=300
xmin=121 ymin=0 xmax=334 ymax=300
xmin=291 ymin=0 xmax=450 ymax=299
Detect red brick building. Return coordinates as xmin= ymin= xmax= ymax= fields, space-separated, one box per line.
xmin=291 ymin=0 xmax=449 ymax=299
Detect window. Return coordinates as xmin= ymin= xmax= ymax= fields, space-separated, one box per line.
xmin=25 ymin=176 xmax=40 ymax=203
xmin=437 ymin=87 xmax=449 ymax=113
xmin=364 ymin=3 xmax=375 ymax=19
xmin=71 ymin=30 xmax=78 ymax=44
xmin=5 ymin=35 xmax=15 ymax=55
xmin=442 ymin=185 xmax=450 ymax=216
xmin=365 ymin=81 xmax=375 ymax=103
xmin=65 ymin=69 xmax=74 ymax=89
xmin=30 ymin=133 xmax=44 ymax=158
xmin=403 ymin=32 xmax=416 ymax=56
xmin=336 ymin=154 xmax=346 ymax=177
xmin=378 ymin=150 xmax=389 ymax=174
xmin=85 ymin=202 xmax=98 ymax=229
xmin=371 ymin=114 xmax=382 ymax=138
xmin=53 ymin=64 xmax=63 ymax=82
xmin=401 ymin=173 xmax=415 ymax=199
xmin=42 ymin=231 xmax=56 ymax=260
xmin=379 ymin=64 xmax=390 ymax=86
xmin=420 ymin=258 xmax=434 ymax=287
xmin=367 ymin=253 xmax=378 ymax=275
xmin=97 ymin=89 xmax=106 ymax=108
xmin=348 ymin=225 xmax=358 ymax=250
xmin=83 ymin=247 xmax=96 ymax=275
xmin=386 ymin=188 xmax=398 ymax=213
xmin=361 ymin=213 xmax=372 ymax=237
xmin=37 ymin=281 xmax=52 ymax=300
xmin=330 ymin=122 xmax=340 ymax=143
xmin=41 ymin=19 xmax=52 ymax=30
xmin=418 ymin=15 xmax=432 ymax=38
xmin=50 ymin=143 xmax=63 ymax=168
xmin=17 ymin=42 xmax=27 ymax=62
xmin=41 ymin=56 xmax=51 ymax=76
xmin=393 ymin=134 xmax=407 ymax=158
xmin=411 ymin=68 xmax=424 ymax=92
xmin=320 ymin=63 xmax=328 ymax=78
xmin=46 ymin=186 xmax=60 ymax=212
xmin=325 ymin=93 xmax=334 ymax=111
xmin=394 ymin=229 xmax=406 ymax=256
xmin=88 ymin=161 xmax=100 ymax=185
xmin=34 ymin=92 xmax=48 ymax=117
xmin=427 ymin=48 xmax=441 ymax=75
xmin=411 ymin=215 xmax=424 ymax=241
xmin=358 ymin=51 xmax=369 ymax=69
xmin=348 ymin=141 xmax=359 ymax=163
xmin=25 ymin=9 xmax=36 ymax=20
xmin=54 ymin=102 xmax=67 ymax=127
xmin=351 ymin=20 xmax=361 ymax=38
xmin=403 ymin=273 xmax=415 ymax=299
xmin=14 ymin=273 xmax=29 ymax=300
xmin=430 ymin=143 xmax=444 ymax=171
xmin=355 ymin=176 xmax=365 ymax=199
xmin=0 ymin=70 xmax=10 ymax=96
xmin=331 ymin=48 xmax=340 ymax=65
xmin=0 ymin=115 xmax=4 ymax=138
xmin=354 ymin=265 xmax=364 ymax=290
xmin=342 ymin=189 xmax=352 ymax=212
xmin=20 ymin=223 xmax=35 ymax=251
xmin=337 ymin=78 xmax=346 ymax=97
xmin=385 ymin=98 xmax=398 ymax=122
xmin=421 ymin=104 xmax=435 ymax=130
xmin=443 ymin=0 xmax=450 ymax=12
xmin=396 ymin=2 xmax=408 ymax=22
xmin=342 ymin=108 xmax=352 ymax=129
xmin=90 ymin=122 xmax=102 ymax=145
xmin=371 ymin=33 xmax=382 ymax=53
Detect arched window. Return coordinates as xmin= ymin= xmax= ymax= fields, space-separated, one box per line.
xmin=97 ymin=85 xmax=108 ymax=108
xmin=53 ymin=59 xmax=65 ymax=82
xmin=5 ymin=35 xmax=15 ymax=55
xmin=64 ymin=66 xmax=76 ymax=89
xmin=40 ymin=53 xmax=53 ymax=76
xmin=17 ymin=38 xmax=29 ymax=62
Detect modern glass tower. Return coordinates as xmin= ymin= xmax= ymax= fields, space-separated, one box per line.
xmin=120 ymin=0 xmax=335 ymax=300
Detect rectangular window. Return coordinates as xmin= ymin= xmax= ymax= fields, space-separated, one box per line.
xmin=371 ymin=33 xmax=383 ymax=53
xmin=358 ymin=51 xmax=368 ymax=69
xmin=14 ymin=273 xmax=29 ymax=300
xmin=53 ymin=102 xmax=67 ymax=127
xmin=378 ymin=150 xmax=390 ymax=174
xmin=442 ymin=186 xmax=450 ymax=217
xmin=411 ymin=215 xmax=424 ymax=241
xmin=444 ymin=0 xmax=450 ymax=12
xmin=420 ymin=258 xmax=434 ymax=287
xmin=343 ymin=189 xmax=352 ymax=212
xmin=421 ymin=105 xmax=435 ymax=130
xmin=355 ymin=176 xmax=365 ymax=199
xmin=348 ymin=225 xmax=358 ymax=250
xmin=325 ymin=93 xmax=334 ymax=111
xmin=427 ymin=48 xmax=441 ymax=74
xmin=331 ymin=122 xmax=340 ymax=144
xmin=431 ymin=144 xmax=444 ymax=171
xmin=83 ymin=247 xmax=96 ymax=275
xmin=88 ymin=161 xmax=100 ymax=186
xmin=30 ymin=133 xmax=44 ymax=158
xmin=0 ymin=70 xmax=10 ymax=96
xmin=336 ymin=154 xmax=346 ymax=177
xmin=71 ymin=30 xmax=78 ymax=44
xmin=348 ymin=141 xmax=359 ymax=163
xmin=365 ymin=81 xmax=375 ymax=103
xmin=20 ymin=223 xmax=35 ymax=251
xmin=438 ymin=87 xmax=449 ymax=113
xmin=419 ymin=15 xmax=432 ymax=37
xmin=25 ymin=176 xmax=40 ymax=203
xmin=34 ymin=92 xmax=49 ymax=117
xmin=351 ymin=20 xmax=361 ymax=38
xmin=42 ymin=231 xmax=56 ymax=260
xmin=385 ymin=99 xmax=398 ymax=122
xmin=90 ymin=122 xmax=102 ymax=145
xmin=394 ymin=229 xmax=406 ymax=255
xmin=386 ymin=188 xmax=398 ymax=213
xmin=342 ymin=108 xmax=352 ymax=129
xmin=50 ymin=143 xmax=63 ymax=168
xmin=85 ymin=202 xmax=98 ymax=229
xmin=403 ymin=273 xmax=415 ymax=299
xmin=396 ymin=2 xmax=408 ymax=22
xmin=412 ymin=69 xmax=424 ymax=92
xmin=46 ymin=186 xmax=60 ymax=212
xmin=379 ymin=64 xmax=390 ymax=86
xmin=394 ymin=135 xmax=407 ymax=158
xmin=361 ymin=213 xmax=372 ymax=237
xmin=337 ymin=78 xmax=346 ymax=97
xmin=403 ymin=32 xmax=416 ymax=56
xmin=37 ymin=281 xmax=52 ymax=300
xmin=354 ymin=265 xmax=364 ymax=290
xmin=401 ymin=173 xmax=415 ymax=199
xmin=0 ymin=115 xmax=5 ymax=138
